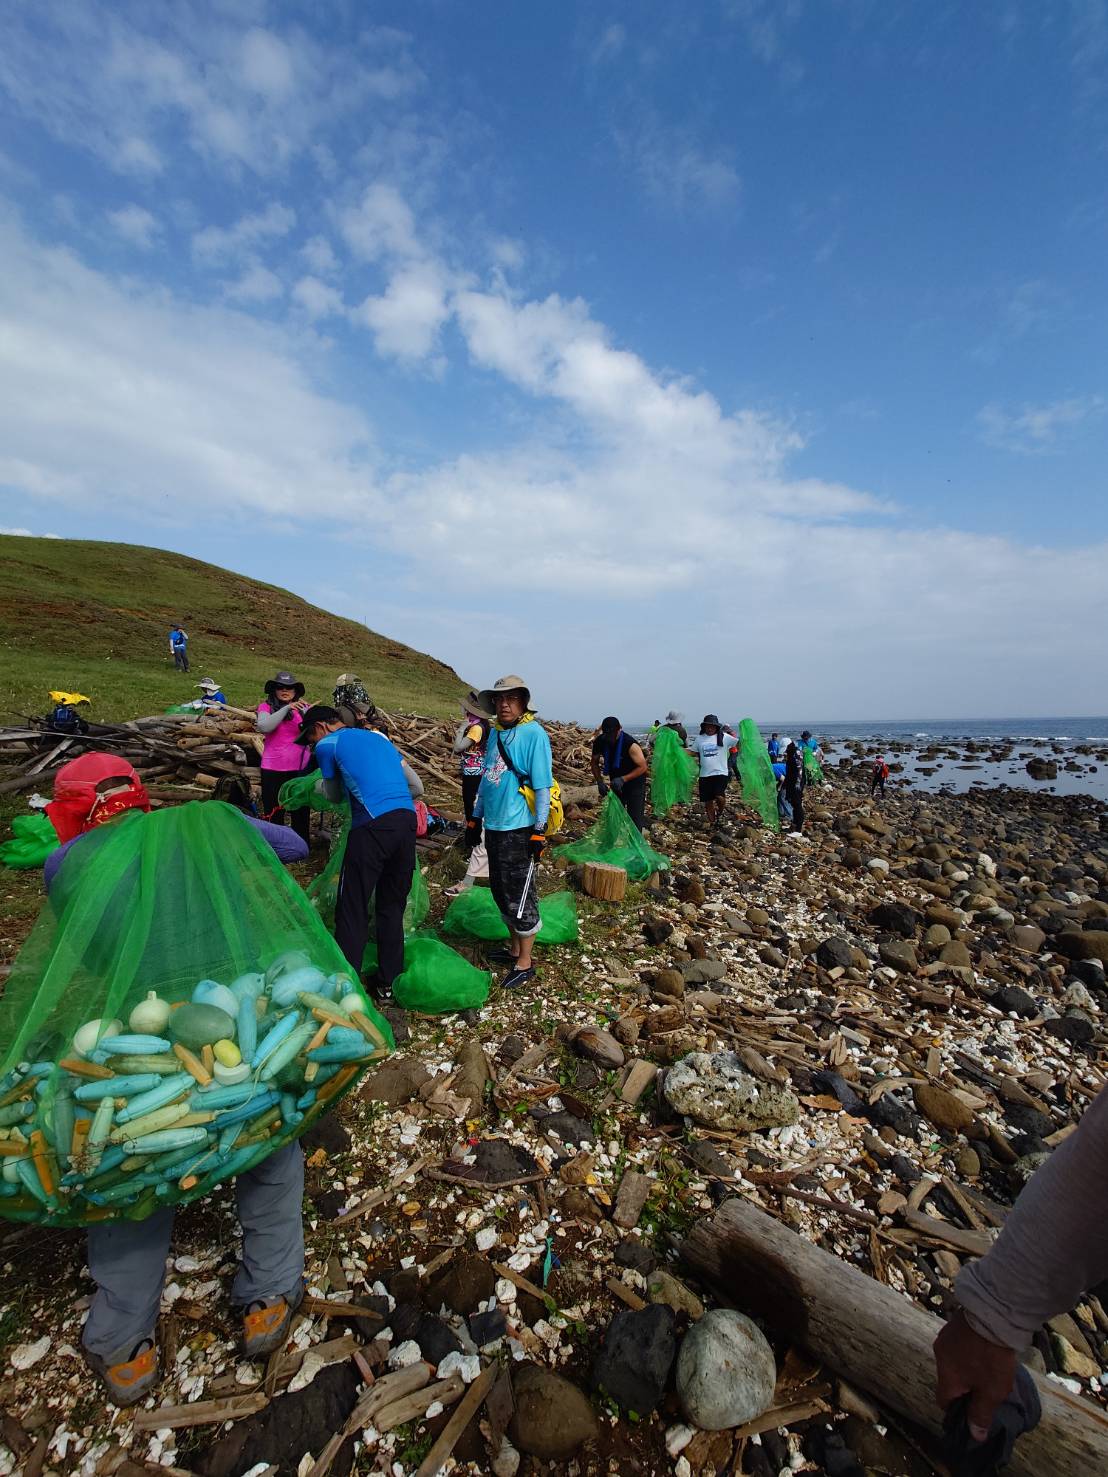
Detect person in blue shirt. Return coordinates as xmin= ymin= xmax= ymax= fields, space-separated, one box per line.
xmin=767 ymin=732 xmax=781 ymax=761
xmin=195 ymin=677 xmax=227 ymax=705
xmin=464 ymin=675 xmax=552 ymax=991
xmin=168 ymin=624 xmax=189 ymax=672
xmin=296 ymin=704 xmax=415 ymax=1004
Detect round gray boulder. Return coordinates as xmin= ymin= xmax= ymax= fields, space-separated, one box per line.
xmin=676 ymin=1308 xmax=776 ymax=1430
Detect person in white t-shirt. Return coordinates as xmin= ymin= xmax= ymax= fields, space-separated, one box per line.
xmin=686 ymin=714 xmax=739 ymax=827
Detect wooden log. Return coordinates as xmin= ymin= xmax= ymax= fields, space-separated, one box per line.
xmin=581 ymin=861 xmax=627 ymax=902
xmin=680 ymin=1196 xmax=1108 ymax=1477
xmin=413 ymin=1362 xmax=498 ymax=1477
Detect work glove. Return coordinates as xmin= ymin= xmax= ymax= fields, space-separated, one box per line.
xmin=464 ymin=818 xmax=482 ymax=854
xmin=611 ymin=775 xmax=625 ymax=794
xmin=528 ymin=832 xmax=546 ymax=862
xmin=597 ymin=780 xmax=609 ymax=798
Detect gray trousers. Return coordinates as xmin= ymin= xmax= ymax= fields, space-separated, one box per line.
xmin=83 ymin=1143 xmax=304 ymax=1363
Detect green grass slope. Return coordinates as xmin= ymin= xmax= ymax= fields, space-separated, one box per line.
xmin=0 ymin=536 xmax=467 ymax=722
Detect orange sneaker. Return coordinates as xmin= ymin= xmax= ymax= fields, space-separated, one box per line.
xmin=83 ymin=1337 xmax=159 ymax=1407
xmin=241 ymin=1286 xmax=303 ymax=1359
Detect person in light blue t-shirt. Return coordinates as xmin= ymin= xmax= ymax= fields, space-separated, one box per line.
xmin=465 ymin=674 xmax=552 ymax=991
xmin=296 ymin=705 xmax=416 ymax=1004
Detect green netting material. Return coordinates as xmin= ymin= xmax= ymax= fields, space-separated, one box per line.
xmin=392 ymin=935 xmax=491 ymax=1013
xmin=279 ymin=772 xmax=346 ymax=927
xmin=650 ymin=727 xmax=697 ymax=816
xmin=737 ymin=719 xmax=781 ymax=831
xmin=1 ymin=814 xmax=60 ymax=870
xmin=0 ymin=802 xmax=393 ymax=1227
xmin=555 ymin=793 xmax=670 ymax=880
xmin=803 ymin=748 xmax=826 ymax=785
xmin=442 ymin=887 xmax=579 ymax=945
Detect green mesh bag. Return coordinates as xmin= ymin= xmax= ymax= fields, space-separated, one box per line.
xmin=442 ymin=887 xmax=579 ymax=945
xmin=650 ymin=727 xmax=697 ymax=816
xmin=279 ymin=772 xmax=347 ymax=928
xmin=392 ymin=935 xmax=491 ymax=1013
xmin=555 ymin=793 xmax=669 ymax=880
xmin=803 ymin=748 xmax=826 ymax=785
xmin=0 ymin=803 xmax=393 ymax=1228
xmin=0 ymin=813 xmax=60 ymax=870
xmin=736 ymin=719 xmax=781 ymax=831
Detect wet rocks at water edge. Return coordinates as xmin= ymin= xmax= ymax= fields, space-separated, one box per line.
xmin=663 ymin=1050 xmax=800 ymax=1131
xmin=676 ymin=1308 xmax=777 ymax=1430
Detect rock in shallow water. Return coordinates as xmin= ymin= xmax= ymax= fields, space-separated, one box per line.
xmin=676 ymin=1308 xmax=776 ymax=1431
xmin=664 ymin=1051 xmax=799 ymax=1132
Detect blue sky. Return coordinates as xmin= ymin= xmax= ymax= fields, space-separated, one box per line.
xmin=1 ymin=0 xmax=1106 ymax=721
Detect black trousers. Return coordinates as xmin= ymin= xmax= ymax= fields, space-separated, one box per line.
xmin=173 ymin=650 xmax=189 ymax=672
xmin=617 ymin=775 xmax=647 ymax=832
xmin=335 ymin=809 xmax=416 ymax=985
xmin=461 ymin=772 xmax=482 ymax=822
xmin=260 ymin=768 xmax=312 ymax=846
xmin=786 ymin=785 xmax=805 ymax=831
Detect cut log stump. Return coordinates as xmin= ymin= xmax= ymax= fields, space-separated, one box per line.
xmin=582 ymin=861 xmax=627 ymax=901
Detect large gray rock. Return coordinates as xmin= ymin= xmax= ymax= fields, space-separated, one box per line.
xmin=676 ymin=1308 xmax=776 ymax=1430
xmin=664 ymin=1052 xmax=799 ymax=1132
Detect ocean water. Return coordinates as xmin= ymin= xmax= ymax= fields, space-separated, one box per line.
xmin=624 ymin=718 xmax=1108 ymax=802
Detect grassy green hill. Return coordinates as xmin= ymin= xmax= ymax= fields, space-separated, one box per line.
xmin=0 ymin=536 xmax=467 ymax=722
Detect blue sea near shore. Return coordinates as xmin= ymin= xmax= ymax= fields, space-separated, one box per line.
xmin=623 ymin=718 xmax=1108 ymax=802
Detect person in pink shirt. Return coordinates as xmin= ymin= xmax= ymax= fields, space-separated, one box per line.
xmin=255 ymin=671 xmax=313 ymax=844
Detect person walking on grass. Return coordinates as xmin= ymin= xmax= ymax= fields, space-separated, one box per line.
xmin=256 ymin=672 xmax=313 ymax=846
xmin=296 ymin=705 xmax=416 ymax=1005
xmin=168 ymin=623 xmax=189 ymax=672
xmin=687 ymin=714 xmax=739 ymax=828
xmin=784 ymin=738 xmax=806 ymax=833
xmin=591 ymin=716 xmax=649 ymax=831
xmin=465 ymin=675 xmax=552 ymax=991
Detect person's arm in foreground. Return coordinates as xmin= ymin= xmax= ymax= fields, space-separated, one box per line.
xmin=313 ymin=736 xmax=346 ymax=805
xmin=936 ymin=1085 xmax=1108 ymax=1438
xmin=256 ymin=703 xmax=290 ymax=734
xmin=401 ymin=758 xmax=424 ymax=799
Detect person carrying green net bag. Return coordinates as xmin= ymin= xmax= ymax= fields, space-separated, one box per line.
xmin=5 ymin=755 xmax=391 ymax=1407
xmin=800 ymin=730 xmax=826 ymax=786
xmin=650 ymin=725 xmax=698 ymax=817
xmin=736 ymin=719 xmax=781 ymax=831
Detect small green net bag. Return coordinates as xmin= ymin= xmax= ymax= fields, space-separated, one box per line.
xmin=803 ymin=747 xmax=826 ymax=785
xmin=391 ymin=936 xmax=492 ymax=1013
xmin=0 ymin=803 xmax=392 ymax=1227
xmin=737 ymin=719 xmax=781 ymax=831
xmin=555 ymin=793 xmax=669 ymax=880
xmin=0 ymin=813 xmax=60 ymax=870
xmin=650 ymin=727 xmax=697 ymax=816
xmin=443 ymin=887 xmax=579 ymax=945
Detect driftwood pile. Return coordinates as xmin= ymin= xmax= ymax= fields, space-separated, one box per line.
xmin=0 ymin=707 xmax=600 ymax=808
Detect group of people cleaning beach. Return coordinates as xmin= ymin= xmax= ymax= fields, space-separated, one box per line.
xmin=17 ymin=662 xmax=1102 ymax=1477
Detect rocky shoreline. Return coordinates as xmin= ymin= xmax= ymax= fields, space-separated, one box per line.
xmin=2 ymin=763 xmax=1107 ymax=1475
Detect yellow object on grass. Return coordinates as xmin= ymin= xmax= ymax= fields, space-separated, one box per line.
xmin=49 ymin=691 xmax=91 ymax=706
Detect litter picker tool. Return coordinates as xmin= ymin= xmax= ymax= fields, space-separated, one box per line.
xmin=516 ymin=858 xmax=536 ymax=922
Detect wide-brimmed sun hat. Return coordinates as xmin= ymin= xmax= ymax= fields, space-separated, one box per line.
xmin=478 ymin=674 xmax=533 ymax=712
xmin=460 ymin=688 xmax=496 ymax=721
xmin=264 ymin=671 xmax=305 ymax=702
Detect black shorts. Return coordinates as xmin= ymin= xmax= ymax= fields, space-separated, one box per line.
xmin=485 ymin=826 xmax=541 ymax=936
xmin=698 ymin=774 xmax=729 ymax=803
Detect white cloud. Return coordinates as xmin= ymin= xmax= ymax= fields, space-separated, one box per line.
xmin=590 ymin=23 xmax=627 ymax=66
xmin=0 ymin=3 xmax=424 ymax=179
xmin=358 ymin=262 xmax=452 ymax=360
xmin=292 ymin=274 xmax=344 ymax=320
xmin=192 ymin=203 xmax=296 ymax=263
xmin=0 ymin=212 xmax=375 ymax=521
xmin=302 ymin=233 xmax=339 ymax=275
xmin=339 ymin=183 xmax=422 ymax=263
xmin=616 ymin=118 xmax=741 ymax=214
xmin=107 ymin=203 xmax=160 ymax=248
xmin=0 ymin=525 xmax=60 ymax=537
xmin=223 ymin=263 xmax=284 ymax=302
xmin=239 ymin=28 xmax=295 ymax=99
xmin=977 ymin=395 xmax=1105 ymax=453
